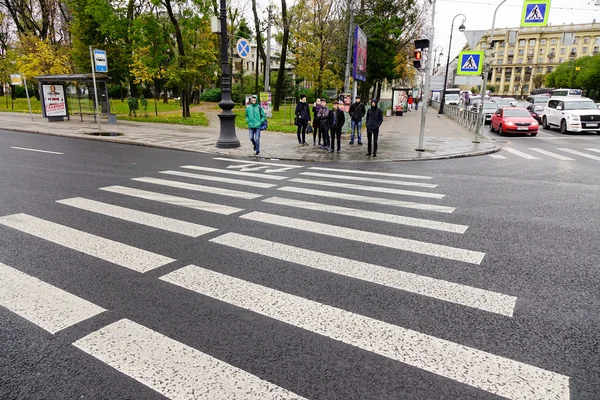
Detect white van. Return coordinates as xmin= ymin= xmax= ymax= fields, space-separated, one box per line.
xmin=550 ymin=88 xmax=583 ymax=97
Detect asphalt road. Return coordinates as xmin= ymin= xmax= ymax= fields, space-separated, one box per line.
xmin=1 ymin=129 xmax=599 ymax=400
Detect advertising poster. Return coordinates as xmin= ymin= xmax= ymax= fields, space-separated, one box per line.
xmin=393 ymin=89 xmax=408 ymax=112
xmin=42 ymin=84 xmax=67 ymax=117
xmin=353 ymin=26 xmax=367 ymax=82
xmin=259 ymin=91 xmax=272 ymax=118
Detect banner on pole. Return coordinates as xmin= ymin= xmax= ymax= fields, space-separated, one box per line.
xmin=94 ymin=49 xmax=108 ymax=73
xmin=353 ymin=26 xmax=367 ymax=82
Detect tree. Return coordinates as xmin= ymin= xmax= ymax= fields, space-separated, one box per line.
xmin=250 ymin=0 xmax=266 ymax=92
xmin=532 ymin=73 xmax=545 ymax=89
xmin=16 ymin=35 xmax=72 ymax=78
xmin=273 ymin=0 xmax=290 ymax=111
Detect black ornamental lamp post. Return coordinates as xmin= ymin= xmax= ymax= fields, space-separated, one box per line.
xmin=216 ymin=0 xmax=240 ymax=148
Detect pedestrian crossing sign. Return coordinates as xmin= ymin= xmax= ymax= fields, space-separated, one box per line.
xmin=457 ymin=51 xmax=483 ymax=75
xmin=521 ymin=0 xmax=550 ymax=27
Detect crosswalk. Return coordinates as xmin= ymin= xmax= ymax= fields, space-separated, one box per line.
xmin=490 ymin=146 xmax=600 ymax=162
xmin=0 ymin=158 xmax=571 ymax=399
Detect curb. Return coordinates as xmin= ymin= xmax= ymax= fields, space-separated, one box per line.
xmin=6 ymin=127 xmax=500 ymax=162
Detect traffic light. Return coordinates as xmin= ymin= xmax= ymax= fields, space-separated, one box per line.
xmin=413 ymin=50 xmax=422 ymax=69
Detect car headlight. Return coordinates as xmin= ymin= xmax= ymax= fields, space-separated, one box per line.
xmin=504 ymin=121 xmax=515 ymax=126
xmin=569 ymin=115 xmax=580 ymax=121
xmin=531 ymin=121 xmax=539 ymax=126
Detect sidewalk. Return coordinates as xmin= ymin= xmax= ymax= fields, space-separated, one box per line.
xmin=0 ymin=106 xmax=499 ymax=162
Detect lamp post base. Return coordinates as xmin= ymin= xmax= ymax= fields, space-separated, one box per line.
xmin=216 ymin=109 xmax=240 ymax=148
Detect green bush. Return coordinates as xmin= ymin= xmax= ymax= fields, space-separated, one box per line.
xmin=200 ymin=88 xmax=221 ymax=102
xmin=127 ymin=97 xmax=139 ymax=116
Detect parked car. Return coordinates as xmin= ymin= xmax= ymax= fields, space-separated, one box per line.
xmin=527 ymin=95 xmax=550 ymax=122
xmin=542 ymin=97 xmax=600 ymax=134
xmin=596 ymin=103 xmax=600 ymax=110
xmin=516 ymin=100 xmax=531 ymax=108
xmin=505 ymin=97 xmax=518 ymax=107
xmin=490 ymin=107 xmax=539 ymax=136
xmin=492 ymin=98 xmax=512 ymax=108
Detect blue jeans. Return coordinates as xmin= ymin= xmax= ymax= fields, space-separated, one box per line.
xmin=249 ymin=128 xmax=260 ymax=153
xmin=350 ymin=119 xmax=362 ymax=143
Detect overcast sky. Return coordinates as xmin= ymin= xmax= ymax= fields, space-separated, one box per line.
xmin=434 ymin=0 xmax=600 ymax=60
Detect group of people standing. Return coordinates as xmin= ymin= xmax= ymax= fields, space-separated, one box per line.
xmin=245 ymin=93 xmax=384 ymax=157
xmin=298 ymin=95 xmax=383 ymax=157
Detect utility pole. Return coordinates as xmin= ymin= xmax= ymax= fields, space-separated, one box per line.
xmin=265 ymin=6 xmax=272 ymax=92
xmin=344 ymin=8 xmax=354 ymax=94
xmin=416 ymin=0 xmax=436 ymax=151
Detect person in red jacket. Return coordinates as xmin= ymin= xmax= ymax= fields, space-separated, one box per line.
xmin=407 ymin=96 xmax=414 ymax=112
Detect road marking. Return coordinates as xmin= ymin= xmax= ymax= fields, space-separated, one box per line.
xmin=537 ymin=131 xmax=553 ymax=136
xmin=584 ymin=148 xmax=600 ymax=154
xmin=240 ymin=212 xmax=484 ymax=264
xmin=0 ymin=262 xmax=106 ymax=334
xmin=213 ymin=157 xmax=302 ymax=168
xmin=278 ymin=186 xmax=455 ymax=213
xmin=557 ymin=148 xmax=600 ymax=161
xmin=10 ymin=146 xmax=64 ymax=155
xmin=99 ymin=186 xmax=242 ymax=215
xmin=158 ymin=170 xmax=276 ymax=189
xmin=0 ymin=214 xmax=175 ymax=273
xmin=73 ymin=319 xmax=305 ymax=400
xmin=502 ymin=148 xmax=540 ymax=160
xmin=308 ymin=166 xmax=433 ymax=180
xmin=132 ymin=177 xmax=262 ymax=199
xmin=57 ymin=197 xmax=216 ymax=238
xmin=161 ymin=266 xmax=570 ymax=400
xmin=210 ymin=233 xmax=514 ymax=316
xmin=180 ymin=165 xmax=287 ymax=180
xmin=263 ymin=197 xmax=467 ymax=233
xmin=488 ymin=154 xmax=507 ymax=159
xmin=289 ymin=178 xmax=444 ymax=199
xmin=528 ymin=148 xmax=574 ymax=161
xmin=299 ymin=172 xmax=438 ymax=188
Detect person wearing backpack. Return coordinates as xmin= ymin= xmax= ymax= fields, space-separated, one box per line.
xmin=245 ymin=95 xmax=266 ymax=156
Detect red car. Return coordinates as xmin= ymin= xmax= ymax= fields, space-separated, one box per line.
xmin=490 ymin=107 xmax=539 ymax=136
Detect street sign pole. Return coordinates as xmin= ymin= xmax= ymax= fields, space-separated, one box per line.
xmin=89 ymin=46 xmax=101 ymax=131
xmin=478 ymin=0 xmax=508 ymax=142
xmin=417 ymin=0 xmax=437 ymax=151
xmin=20 ymin=74 xmax=33 ymax=121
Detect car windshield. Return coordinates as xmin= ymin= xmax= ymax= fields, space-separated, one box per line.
xmin=494 ymin=100 xmax=511 ymax=106
xmin=533 ymin=97 xmax=549 ymax=103
xmin=446 ymin=94 xmax=459 ymax=101
xmin=563 ymin=101 xmax=597 ymax=110
xmin=483 ymin=103 xmax=498 ymax=110
xmin=504 ymin=109 xmax=531 ymax=117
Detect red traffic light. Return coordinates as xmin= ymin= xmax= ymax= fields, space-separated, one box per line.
xmin=414 ymin=50 xmax=422 ymax=60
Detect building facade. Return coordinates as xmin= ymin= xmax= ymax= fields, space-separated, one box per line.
xmin=469 ymin=22 xmax=600 ymax=96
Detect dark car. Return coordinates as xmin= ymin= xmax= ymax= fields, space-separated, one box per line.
xmin=527 ymin=104 xmax=542 ymax=123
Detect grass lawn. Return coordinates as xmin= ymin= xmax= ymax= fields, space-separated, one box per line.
xmin=109 ymin=98 xmax=182 ymax=115
xmin=230 ymin=103 xmax=298 ymax=134
xmin=0 ymin=96 xmax=42 ymax=113
xmin=118 ymin=112 xmax=209 ymax=126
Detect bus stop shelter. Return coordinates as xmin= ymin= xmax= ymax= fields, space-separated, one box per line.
xmin=35 ymin=74 xmax=112 ymax=122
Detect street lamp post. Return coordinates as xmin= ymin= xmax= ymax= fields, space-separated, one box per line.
xmin=433 ymin=46 xmax=443 ymax=74
xmin=439 ymin=14 xmax=466 ymax=114
xmin=216 ymin=0 xmax=240 ymax=148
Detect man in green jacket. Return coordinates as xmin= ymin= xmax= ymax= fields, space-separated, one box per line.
xmin=245 ymin=95 xmax=266 ymax=155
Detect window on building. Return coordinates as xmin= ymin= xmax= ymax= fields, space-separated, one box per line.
xmin=584 ymin=37 xmax=590 ymax=44
xmin=559 ymin=57 xmax=564 ymax=63
xmin=551 ymin=39 xmax=558 ymax=45
xmin=497 ymin=59 xmax=503 ymax=65
xmin=499 ymin=50 xmax=505 ymax=56
xmin=499 ymin=41 xmax=506 ymax=47
xmin=528 ymin=49 xmax=535 ymax=55
xmin=596 ymin=37 xmax=600 ymax=45
xmin=523 ymin=85 xmax=529 ymax=92
xmin=529 ymin=39 xmax=536 ymax=46
xmin=517 ymin=57 xmax=523 ymax=63
xmin=504 ymin=85 xmax=510 ymax=92
xmin=582 ymin=47 xmax=588 ymax=54
xmin=571 ymin=47 xmax=577 ymax=55
xmin=541 ymin=39 xmax=547 ymax=45
xmin=509 ymin=49 xmax=515 ymax=55
xmin=560 ymin=47 xmax=565 ymax=54
xmin=519 ymin=39 xmax=526 ymax=46
xmin=573 ymin=38 xmax=579 ymax=44
xmin=537 ymin=67 xmax=543 ymax=73
xmin=594 ymin=46 xmax=600 ymax=54
xmin=496 ymin=76 xmax=501 ymax=82
xmin=538 ymin=57 xmax=543 ymax=63
xmin=518 ymin=49 xmax=524 ymax=55
xmin=547 ymin=66 xmax=553 ymax=73
xmin=549 ymin=48 xmax=555 ymax=55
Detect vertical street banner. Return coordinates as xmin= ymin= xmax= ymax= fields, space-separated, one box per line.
xmin=42 ymin=84 xmax=67 ymax=117
xmin=521 ymin=0 xmax=551 ymax=27
xmin=353 ymin=26 xmax=367 ymax=82
xmin=259 ymin=92 xmax=272 ymax=118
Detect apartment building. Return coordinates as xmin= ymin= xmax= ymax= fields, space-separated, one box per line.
xmin=467 ymin=22 xmax=600 ymax=96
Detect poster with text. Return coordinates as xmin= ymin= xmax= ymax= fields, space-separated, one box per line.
xmin=43 ymin=84 xmax=67 ymax=117
xmin=353 ymin=26 xmax=367 ymax=82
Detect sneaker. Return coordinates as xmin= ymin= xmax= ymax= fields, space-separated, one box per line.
xmin=303 ymin=143 xmax=309 ymax=146
xmin=358 ymin=142 xmax=363 ymax=145
xmin=256 ymin=151 xmax=260 ymax=156
xmin=373 ymin=154 xmax=377 ymax=158
xmin=337 ymin=149 xmax=341 ymax=154
xmin=366 ymin=153 xmax=371 ymax=157
xmin=349 ymin=141 xmax=354 ymax=145
xmin=329 ymin=149 xmax=334 ymax=153
xmin=298 ymin=143 xmax=304 ymax=147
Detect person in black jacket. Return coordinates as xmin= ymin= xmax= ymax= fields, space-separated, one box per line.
xmin=348 ymin=95 xmax=366 ymax=145
xmin=365 ymin=99 xmax=383 ymax=158
xmin=317 ymin=99 xmax=330 ymax=149
xmin=295 ymin=95 xmax=311 ymax=146
xmin=312 ymin=98 xmax=322 ymax=146
xmin=327 ymin=100 xmax=346 ymax=154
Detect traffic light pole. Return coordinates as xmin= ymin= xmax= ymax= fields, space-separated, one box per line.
xmin=417 ymin=0 xmax=437 ymax=151
xmin=477 ymin=0 xmax=507 ymax=143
